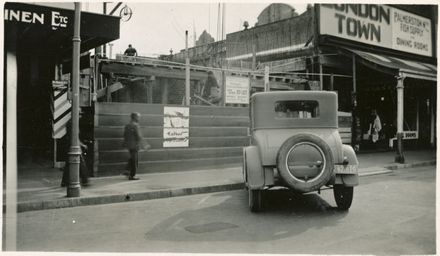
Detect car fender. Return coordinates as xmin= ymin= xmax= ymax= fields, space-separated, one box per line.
xmin=341 ymin=144 xmax=359 ymax=166
xmin=335 ymin=144 xmax=359 ymax=186
xmin=243 ymin=146 xmax=265 ymax=189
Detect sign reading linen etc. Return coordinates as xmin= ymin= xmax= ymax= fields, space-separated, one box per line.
xmin=163 ymin=107 xmax=189 ymax=147
xmin=4 ymin=5 xmax=69 ymax=30
xmin=319 ymin=4 xmax=432 ymax=57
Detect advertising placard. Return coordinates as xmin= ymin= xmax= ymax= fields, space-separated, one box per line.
xmin=391 ymin=8 xmax=432 ymax=57
xmin=319 ymin=4 xmax=432 ymax=57
xmin=225 ymin=76 xmax=250 ymax=104
xmin=163 ymin=107 xmax=189 ymax=147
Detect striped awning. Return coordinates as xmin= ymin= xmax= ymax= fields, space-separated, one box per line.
xmin=348 ymin=48 xmax=437 ymax=81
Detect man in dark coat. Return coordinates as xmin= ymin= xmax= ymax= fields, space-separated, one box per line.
xmin=124 ymin=44 xmax=138 ymax=56
xmin=123 ymin=112 xmax=148 ymax=180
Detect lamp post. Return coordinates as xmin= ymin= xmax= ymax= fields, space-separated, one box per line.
xmin=67 ymin=2 xmax=82 ymax=197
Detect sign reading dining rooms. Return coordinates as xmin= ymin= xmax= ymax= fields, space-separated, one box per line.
xmin=319 ymin=4 xmax=432 ymax=57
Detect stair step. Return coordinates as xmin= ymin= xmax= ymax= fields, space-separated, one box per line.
xmin=97 ymin=136 xmax=250 ymax=150
xmin=97 ymin=114 xmax=250 ymax=127
xmin=97 ymin=102 xmax=249 ymax=116
xmin=94 ymin=126 xmax=249 ymax=138
xmin=99 ymin=147 xmax=243 ymax=163
xmin=97 ymin=156 xmax=243 ymax=176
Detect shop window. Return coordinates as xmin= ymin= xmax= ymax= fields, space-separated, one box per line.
xmin=275 ymin=100 xmax=319 ymax=118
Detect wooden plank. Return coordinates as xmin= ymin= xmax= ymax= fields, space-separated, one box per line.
xmin=339 ymin=133 xmax=352 ymax=139
xmin=97 ymin=82 xmax=123 ymax=98
xmin=251 ymin=79 xmax=301 ymax=90
xmin=193 ymin=94 xmax=215 ymax=106
xmin=341 ymin=138 xmax=352 ymax=144
xmin=338 ymin=127 xmax=352 ymax=133
xmin=101 ymin=62 xmax=208 ymax=81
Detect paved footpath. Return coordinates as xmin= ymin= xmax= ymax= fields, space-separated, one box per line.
xmin=7 ymin=149 xmax=436 ymax=212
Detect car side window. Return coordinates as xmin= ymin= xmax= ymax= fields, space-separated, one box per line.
xmin=274 ymin=101 xmax=319 ymax=118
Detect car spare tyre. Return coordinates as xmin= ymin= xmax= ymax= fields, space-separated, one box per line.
xmin=277 ymin=134 xmax=334 ymax=193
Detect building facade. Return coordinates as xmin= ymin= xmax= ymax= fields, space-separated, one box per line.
xmin=4 ymin=3 xmax=120 ymax=164
xmin=174 ymin=4 xmax=437 ymax=154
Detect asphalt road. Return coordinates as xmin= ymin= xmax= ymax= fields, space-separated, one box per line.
xmin=15 ymin=165 xmax=435 ymax=254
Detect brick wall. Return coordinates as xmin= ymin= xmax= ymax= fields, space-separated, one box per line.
xmin=226 ymin=9 xmax=314 ymax=60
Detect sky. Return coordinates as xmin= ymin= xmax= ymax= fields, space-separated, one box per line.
xmin=83 ymin=2 xmax=308 ymax=58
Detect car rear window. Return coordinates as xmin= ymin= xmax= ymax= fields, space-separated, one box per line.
xmin=274 ymin=100 xmax=319 ymax=118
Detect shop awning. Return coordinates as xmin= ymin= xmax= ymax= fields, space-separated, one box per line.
xmin=5 ymin=3 xmax=120 ymax=56
xmin=346 ymin=48 xmax=437 ymax=81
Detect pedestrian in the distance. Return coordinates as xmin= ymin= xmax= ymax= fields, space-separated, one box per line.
xmin=123 ymin=112 xmax=149 ymax=180
xmin=124 ymin=44 xmax=138 ymax=56
xmin=369 ymin=109 xmax=382 ymax=144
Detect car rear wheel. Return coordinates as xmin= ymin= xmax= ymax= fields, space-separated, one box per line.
xmin=277 ymin=134 xmax=334 ymax=193
xmin=333 ymin=185 xmax=353 ymax=210
xmin=249 ymin=189 xmax=263 ymax=212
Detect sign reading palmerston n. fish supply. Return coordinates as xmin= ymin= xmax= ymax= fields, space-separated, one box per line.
xmin=319 ymin=4 xmax=432 ymax=57
xmin=225 ymin=76 xmax=250 ymax=104
xmin=391 ymin=8 xmax=432 ymax=56
xmin=163 ymin=107 xmax=189 ymax=147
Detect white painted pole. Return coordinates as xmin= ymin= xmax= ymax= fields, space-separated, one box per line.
xmin=222 ymin=3 xmax=226 ymax=40
xmin=185 ymin=30 xmax=190 ymax=106
xmin=264 ymin=66 xmax=270 ymax=91
xmin=396 ymin=75 xmax=405 ymax=163
xmin=5 ymin=51 xmax=18 ymax=251
xmin=319 ymin=62 xmax=323 ymax=90
xmin=108 ymin=43 xmax=113 ymax=59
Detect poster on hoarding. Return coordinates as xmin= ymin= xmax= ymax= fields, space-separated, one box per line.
xmin=225 ymin=76 xmax=250 ymax=104
xmin=319 ymin=4 xmax=432 ymax=57
xmin=163 ymin=107 xmax=189 ymax=147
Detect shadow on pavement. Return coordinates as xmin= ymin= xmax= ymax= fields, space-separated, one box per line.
xmin=144 ymin=189 xmax=349 ymax=245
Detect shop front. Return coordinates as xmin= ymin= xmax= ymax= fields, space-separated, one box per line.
xmin=315 ymin=4 xmax=437 ymax=160
xmin=4 ymin=3 xmax=120 ymax=165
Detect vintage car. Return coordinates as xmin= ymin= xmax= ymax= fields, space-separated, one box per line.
xmin=243 ymin=91 xmax=359 ymax=212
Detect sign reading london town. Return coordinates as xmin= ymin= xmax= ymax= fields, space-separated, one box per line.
xmin=319 ymin=4 xmax=432 ymax=57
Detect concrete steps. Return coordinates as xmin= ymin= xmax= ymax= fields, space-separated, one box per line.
xmin=98 ymin=156 xmax=243 ymax=176
xmin=94 ymin=103 xmax=250 ymax=176
xmin=96 ymin=114 xmax=250 ymax=127
xmin=99 ymin=147 xmax=243 ymax=163
xmin=95 ymin=126 xmax=248 ymax=138
xmin=96 ymin=102 xmax=249 ymax=116
xmin=97 ymin=136 xmax=250 ymax=150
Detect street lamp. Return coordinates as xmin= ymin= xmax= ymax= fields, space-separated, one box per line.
xmin=67 ymin=2 xmax=82 ymax=197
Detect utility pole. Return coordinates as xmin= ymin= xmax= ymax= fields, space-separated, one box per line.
xmin=185 ymin=30 xmax=190 ymax=106
xmin=67 ymin=2 xmax=82 ymax=197
xmin=102 ymin=2 xmax=107 ymax=57
xmin=264 ymin=66 xmax=270 ymax=91
xmin=108 ymin=43 xmax=113 ymax=59
xmin=222 ymin=3 xmax=226 ymax=40
xmin=217 ymin=3 xmax=221 ymax=41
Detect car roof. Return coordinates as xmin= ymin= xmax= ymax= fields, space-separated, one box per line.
xmin=251 ymin=90 xmax=338 ymax=129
